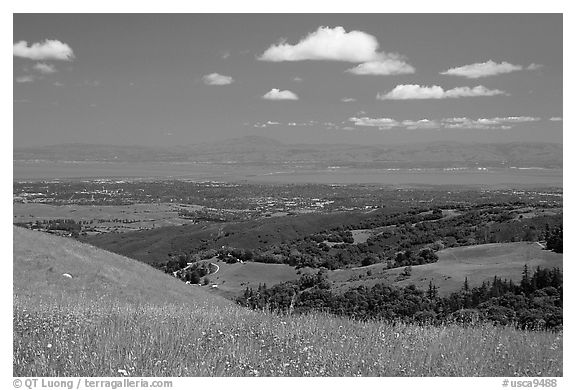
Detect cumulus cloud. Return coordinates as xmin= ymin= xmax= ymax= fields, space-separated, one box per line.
xmin=252 ymin=120 xmax=314 ymax=128
xmin=15 ymin=75 xmax=35 ymax=83
xmin=349 ymin=117 xmax=400 ymax=129
xmin=202 ymin=73 xmax=234 ymax=85
xmin=347 ymin=116 xmax=540 ymax=130
xmin=493 ymin=116 xmax=540 ymax=123
xmin=252 ymin=121 xmax=281 ymax=128
xmin=549 ymin=117 xmax=562 ymax=121
xmin=83 ymin=80 xmax=101 ymax=87
xmin=13 ymin=40 xmax=74 ymax=61
xmin=262 ymin=88 xmax=299 ymax=100
xmin=377 ymin=84 xmax=506 ymax=100
xmin=346 ymin=57 xmax=415 ymax=75
xmin=259 ymin=26 xmax=416 ymax=77
xmin=349 ymin=117 xmax=439 ymax=130
xmin=33 ymin=62 xmax=57 ymax=74
xmin=401 ymin=119 xmax=440 ymax=130
xmin=440 ymin=60 xmax=522 ymax=78
xmin=442 ymin=116 xmax=540 ymax=129
xmin=259 ymin=26 xmax=382 ymax=62
xmin=341 ymin=97 xmax=357 ymax=102
xmin=441 ymin=60 xmax=544 ymax=78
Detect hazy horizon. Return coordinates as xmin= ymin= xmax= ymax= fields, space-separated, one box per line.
xmin=12 ymin=134 xmax=565 ymax=150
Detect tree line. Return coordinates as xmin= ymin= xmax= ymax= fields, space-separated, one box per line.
xmin=236 ymin=266 xmax=562 ymax=330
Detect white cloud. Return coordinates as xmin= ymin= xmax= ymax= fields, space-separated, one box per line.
xmin=441 ymin=61 xmax=544 ymax=78
xmin=15 ymin=75 xmax=35 ymax=83
xmin=440 ymin=60 xmax=523 ymax=78
xmin=292 ymin=77 xmax=303 ymax=82
xmin=202 ymin=73 xmax=234 ymax=85
xmin=13 ymin=40 xmax=74 ymax=61
xmin=259 ymin=26 xmax=383 ymax=62
xmin=250 ymin=115 xmax=540 ymax=132
xmin=492 ymin=116 xmax=540 ymax=123
xmin=401 ymin=119 xmax=440 ymax=130
xmin=549 ymin=117 xmax=562 ymax=121
xmin=349 ymin=117 xmax=400 ymax=129
xmin=347 ymin=116 xmax=540 ymax=131
xmin=253 ymin=120 xmax=300 ymax=128
xmin=346 ymin=58 xmax=415 ymax=75
xmin=377 ymin=84 xmax=506 ymax=100
xmin=83 ymin=80 xmax=101 ymax=87
xmin=442 ymin=116 xmax=540 ymax=129
xmin=262 ymin=88 xmax=299 ymax=100
xmin=341 ymin=97 xmax=356 ymax=103
xmin=33 ymin=62 xmax=57 ymax=74
xmin=259 ymin=26 xmax=416 ymax=77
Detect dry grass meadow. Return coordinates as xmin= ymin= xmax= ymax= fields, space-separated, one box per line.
xmin=13 ymin=227 xmax=563 ymax=377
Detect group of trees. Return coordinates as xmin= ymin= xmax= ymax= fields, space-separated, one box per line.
xmin=179 ymin=262 xmax=213 ymax=284
xmin=310 ymin=230 xmax=354 ymax=244
xmin=546 ymin=226 xmax=563 ymax=253
xmin=16 ymin=219 xmax=83 ymax=237
xmin=237 ymin=266 xmax=562 ymax=330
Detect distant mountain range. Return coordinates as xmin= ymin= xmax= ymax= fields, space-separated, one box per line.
xmin=14 ymin=136 xmax=563 ymax=168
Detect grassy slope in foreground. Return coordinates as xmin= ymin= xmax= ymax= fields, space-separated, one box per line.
xmin=13 ymin=227 xmax=562 ymax=377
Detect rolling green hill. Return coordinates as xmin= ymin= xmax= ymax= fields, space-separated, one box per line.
xmin=13 ymin=226 xmax=229 ymax=308
xmin=329 ymin=242 xmax=563 ymax=294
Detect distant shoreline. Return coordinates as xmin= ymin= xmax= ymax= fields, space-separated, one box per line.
xmin=13 ymin=161 xmax=562 ymax=188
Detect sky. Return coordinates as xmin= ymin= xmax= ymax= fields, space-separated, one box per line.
xmin=13 ymin=14 xmax=563 ymax=147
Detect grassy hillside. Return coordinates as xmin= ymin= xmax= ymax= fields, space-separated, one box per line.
xmin=330 ymin=242 xmax=563 ymax=294
xmin=200 ymin=260 xmax=304 ymax=300
xmin=13 ymin=226 xmax=228 ymax=307
xmin=13 ymin=228 xmax=562 ymax=376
